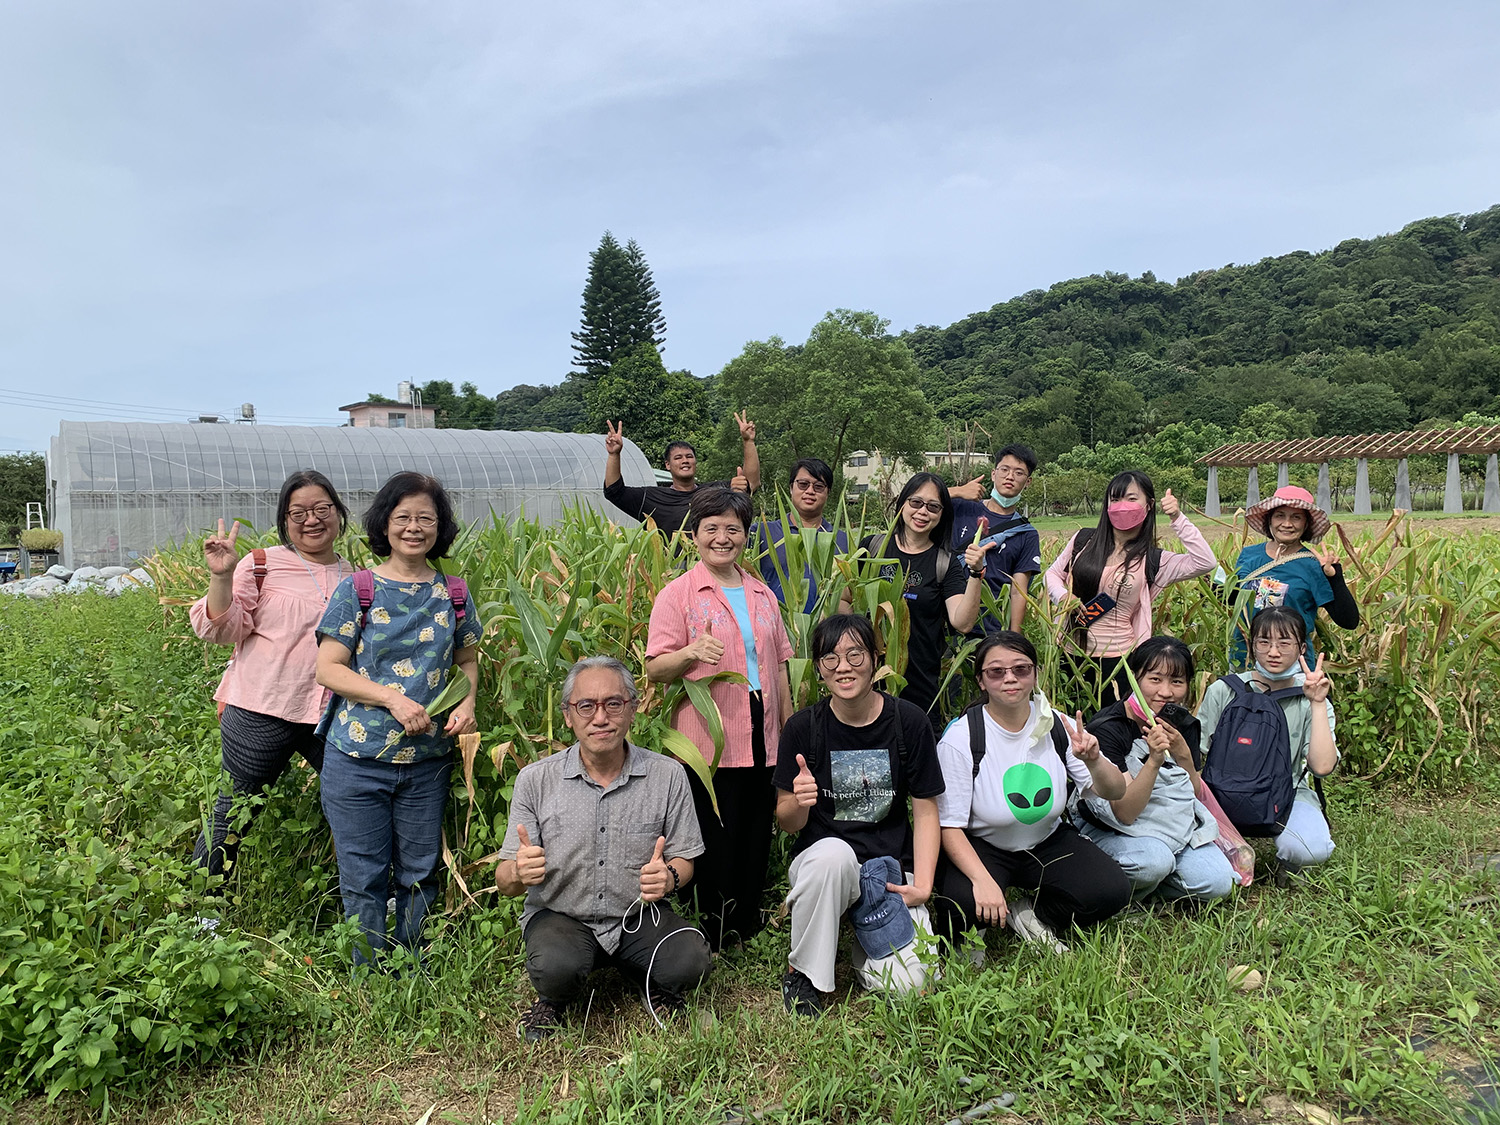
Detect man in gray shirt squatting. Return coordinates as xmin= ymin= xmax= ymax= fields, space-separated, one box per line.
xmin=496 ymin=655 xmax=711 ymax=1041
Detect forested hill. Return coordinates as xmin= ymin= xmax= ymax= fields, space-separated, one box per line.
xmin=903 ymin=205 xmax=1500 ymax=466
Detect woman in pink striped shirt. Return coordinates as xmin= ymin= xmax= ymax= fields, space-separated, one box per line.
xmin=647 ymin=487 xmax=795 ymax=950
xmin=189 ymin=470 xmax=352 ymax=880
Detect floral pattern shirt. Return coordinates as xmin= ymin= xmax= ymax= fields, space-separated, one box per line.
xmin=316 ymin=571 xmax=482 ymax=764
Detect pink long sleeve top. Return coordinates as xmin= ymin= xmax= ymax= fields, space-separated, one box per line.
xmin=1044 ymin=512 xmax=1217 ymax=652
xmin=189 ymin=546 xmax=352 ymax=725
xmin=646 ymin=561 xmax=794 ymax=770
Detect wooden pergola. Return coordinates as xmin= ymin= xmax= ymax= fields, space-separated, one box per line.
xmin=1196 ymin=426 xmax=1500 ymax=515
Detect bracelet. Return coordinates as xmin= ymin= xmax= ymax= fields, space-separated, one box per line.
xmin=667 ymin=861 xmax=681 ymax=893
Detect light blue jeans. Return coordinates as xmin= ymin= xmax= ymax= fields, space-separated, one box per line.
xmin=1275 ymin=795 xmax=1335 ymax=871
xmin=1079 ymin=823 xmax=1235 ymax=904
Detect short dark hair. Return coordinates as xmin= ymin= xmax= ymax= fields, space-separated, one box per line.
xmin=1128 ymin=635 xmax=1195 ymax=682
xmin=275 ymin=469 xmax=348 ymax=547
xmin=1248 ymin=605 xmax=1307 ymax=649
xmin=993 ymin=444 xmax=1038 ymax=475
xmin=363 ymin=472 xmax=461 ymax=559
xmin=973 ymin=630 xmax=1039 ymax=674
xmin=664 ymin=441 xmax=697 ymax=462
xmin=812 ymin=613 xmax=878 ymax=663
xmin=790 ymin=458 xmax=834 ymax=490
xmin=685 ymin=485 xmax=752 ymax=536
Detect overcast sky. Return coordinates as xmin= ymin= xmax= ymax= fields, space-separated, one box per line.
xmin=3 ymin=1 xmax=1499 ymax=451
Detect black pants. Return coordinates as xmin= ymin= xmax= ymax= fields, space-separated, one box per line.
xmin=679 ymin=692 xmax=775 ymax=950
xmin=524 ymin=907 xmax=711 ymax=1007
xmin=934 ymin=822 xmax=1131 ymax=940
xmin=192 ymin=704 xmax=324 ymax=878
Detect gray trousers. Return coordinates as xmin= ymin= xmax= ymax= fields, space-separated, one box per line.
xmin=786 ymin=837 xmax=937 ymax=995
xmin=523 ymin=907 xmax=712 ymax=1007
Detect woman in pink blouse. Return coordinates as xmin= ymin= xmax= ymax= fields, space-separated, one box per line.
xmin=189 ymin=470 xmax=352 ymax=879
xmin=1044 ymin=471 xmax=1215 ymax=709
xmin=647 ymin=487 xmax=795 ymax=950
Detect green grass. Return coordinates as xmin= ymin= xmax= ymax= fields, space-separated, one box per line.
xmin=5 ymin=546 xmax=1500 ymax=1123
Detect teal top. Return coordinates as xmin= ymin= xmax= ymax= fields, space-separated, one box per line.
xmin=722 ymin=584 xmax=761 ymax=691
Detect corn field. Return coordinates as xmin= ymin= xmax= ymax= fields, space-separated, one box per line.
xmin=141 ymin=502 xmax=1500 ymax=920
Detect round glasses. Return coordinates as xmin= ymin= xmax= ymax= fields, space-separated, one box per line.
xmin=566 ymin=697 xmax=633 ymax=719
xmin=287 ymin=503 xmax=337 ymax=524
xmin=817 ymin=649 xmax=869 ymax=672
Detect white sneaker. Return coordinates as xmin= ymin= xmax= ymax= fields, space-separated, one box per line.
xmin=1005 ymin=897 xmax=1068 ymax=954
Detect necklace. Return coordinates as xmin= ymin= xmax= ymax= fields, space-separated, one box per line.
xmin=291 ymin=547 xmax=348 ymax=605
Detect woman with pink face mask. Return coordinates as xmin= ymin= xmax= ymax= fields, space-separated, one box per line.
xmin=1045 ymin=471 xmax=1215 ymax=708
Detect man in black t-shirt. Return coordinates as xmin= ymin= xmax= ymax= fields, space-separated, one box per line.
xmin=772 ymin=614 xmax=945 ymax=1016
xmin=601 ymin=414 xmax=761 ymax=534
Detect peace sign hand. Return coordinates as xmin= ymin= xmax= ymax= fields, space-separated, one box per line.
xmin=203 ymin=519 xmax=243 ymax=577
xmin=734 ymin=409 xmax=756 ymax=441
xmin=604 ymin=420 xmax=624 ymax=454
xmin=1311 ymin=540 xmax=1339 ymax=575
xmin=1299 ymin=653 xmax=1331 ymax=703
xmin=1059 ymin=710 xmax=1100 ymax=762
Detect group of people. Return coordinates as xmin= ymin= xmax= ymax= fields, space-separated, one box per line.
xmin=186 ymin=426 xmax=1359 ymax=1041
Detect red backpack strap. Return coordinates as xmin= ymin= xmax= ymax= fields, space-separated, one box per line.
xmin=251 ymin=548 xmax=268 ymax=593
xmin=353 ymin=569 xmax=375 ymax=628
xmin=443 ymin=575 xmax=468 ymax=624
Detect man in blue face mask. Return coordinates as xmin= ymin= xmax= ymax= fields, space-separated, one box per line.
xmin=949 ymin=445 xmax=1042 ymax=633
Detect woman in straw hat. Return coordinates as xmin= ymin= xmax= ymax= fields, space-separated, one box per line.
xmin=1232 ymin=485 xmax=1359 ymax=664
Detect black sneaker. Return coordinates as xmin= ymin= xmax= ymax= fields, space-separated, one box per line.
xmin=781 ymin=969 xmax=824 ymax=1017
xmin=518 ymin=997 xmax=564 ymax=1043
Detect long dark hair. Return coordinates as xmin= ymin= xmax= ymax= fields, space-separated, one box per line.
xmin=1069 ymin=470 xmax=1157 ymax=601
xmin=882 ymin=472 xmax=954 ymax=558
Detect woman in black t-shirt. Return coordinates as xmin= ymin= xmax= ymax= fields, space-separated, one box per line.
xmin=853 ymin=473 xmax=989 ymax=734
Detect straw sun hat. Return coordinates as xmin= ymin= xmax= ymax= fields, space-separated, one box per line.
xmin=1244 ymin=485 xmax=1332 ymax=542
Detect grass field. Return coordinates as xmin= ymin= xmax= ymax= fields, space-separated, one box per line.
xmin=5 ymin=510 xmax=1500 ymax=1123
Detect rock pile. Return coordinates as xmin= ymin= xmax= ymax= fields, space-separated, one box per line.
xmin=1 ymin=565 xmax=155 ymax=598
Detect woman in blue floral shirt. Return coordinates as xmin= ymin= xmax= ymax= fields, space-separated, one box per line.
xmin=316 ymin=472 xmax=482 ymax=965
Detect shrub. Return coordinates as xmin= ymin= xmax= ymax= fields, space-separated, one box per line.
xmin=19 ymin=528 xmax=62 ymax=552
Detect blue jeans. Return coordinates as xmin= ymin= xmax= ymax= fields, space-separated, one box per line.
xmin=320 ymin=748 xmax=452 ymax=965
xmin=1079 ymin=824 xmax=1235 ymax=904
xmin=1276 ymin=795 xmax=1335 ymax=871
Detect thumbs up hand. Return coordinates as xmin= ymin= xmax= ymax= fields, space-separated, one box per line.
xmin=691 ymin=622 xmax=726 ymax=666
xmin=964 ymin=516 xmax=995 ymax=571
xmin=792 ymin=753 xmax=818 ymax=808
xmin=515 ymin=824 xmax=547 ymax=886
xmin=1160 ymin=488 xmax=1180 ymax=518
xmin=639 ymin=835 xmax=671 ymax=902
xmin=731 ymin=465 xmax=750 ymax=493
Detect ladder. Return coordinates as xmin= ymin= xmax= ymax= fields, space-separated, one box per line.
xmin=25 ymin=503 xmax=44 ymax=530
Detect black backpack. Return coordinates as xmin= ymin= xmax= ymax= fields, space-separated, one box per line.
xmin=1200 ymin=674 xmax=1301 ymax=837
xmin=964 ymin=703 xmax=1073 ymax=805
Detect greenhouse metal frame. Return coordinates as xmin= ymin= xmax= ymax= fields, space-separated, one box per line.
xmin=46 ymin=422 xmax=656 ymax=568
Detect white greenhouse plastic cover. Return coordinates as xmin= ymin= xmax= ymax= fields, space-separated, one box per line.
xmin=46 ymin=422 xmax=656 ymax=568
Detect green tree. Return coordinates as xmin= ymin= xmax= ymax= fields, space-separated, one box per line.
xmin=493 ymin=379 xmax=589 ymax=432
xmin=0 ymin=453 xmax=45 ymax=541
xmin=571 ymin=232 xmax=667 ymax=384
xmin=716 ymin=310 xmax=935 ymax=488
xmin=419 ymin=380 xmax=496 ymax=429
xmin=586 ymin=343 xmax=710 ymax=464
xmin=1231 ymin=402 xmax=1318 ymax=443
xmin=1318 ymin=382 xmax=1410 ymax=435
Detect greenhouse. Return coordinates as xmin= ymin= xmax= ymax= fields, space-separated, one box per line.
xmin=45 ymin=421 xmax=656 ymax=568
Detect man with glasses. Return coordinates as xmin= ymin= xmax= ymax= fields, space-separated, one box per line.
xmin=949 ymin=445 xmax=1042 ymax=632
xmin=602 ymin=411 xmax=762 ymax=534
xmin=757 ymin=458 xmax=849 ymax=611
xmin=772 ymin=615 xmax=945 ymax=1017
xmin=496 ymin=656 xmax=711 ymax=1041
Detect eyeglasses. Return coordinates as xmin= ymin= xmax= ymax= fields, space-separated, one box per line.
xmin=287 ymin=503 xmax=337 ymax=525
xmin=905 ymin=498 xmax=943 ymax=515
xmin=994 ymin=467 xmax=1030 ymax=480
xmin=566 ymin=696 xmax=633 ymax=719
xmin=980 ymin=662 xmax=1035 ymax=681
xmin=1252 ymin=637 xmax=1298 ymax=653
xmin=817 ymin=649 xmax=869 ymax=672
xmin=792 ymin=479 xmax=829 ymax=493
xmin=390 ymin=514 xmax=438 ymax=529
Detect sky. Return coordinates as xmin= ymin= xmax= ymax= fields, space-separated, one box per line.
xmin=3 ymin=1 xmax=1499 ymax=451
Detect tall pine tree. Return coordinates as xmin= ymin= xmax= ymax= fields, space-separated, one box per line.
xmin=571 ymin=232 xmax=667 ymax=384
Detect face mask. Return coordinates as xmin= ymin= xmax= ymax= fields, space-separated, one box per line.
xmin=991 ymin=487 xmax=1023 ymax=508
xmin=1107 ymin=500 xmax=1148 ymax=530
xmin=1254 ymin=660 xmax=1296 ymax=681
